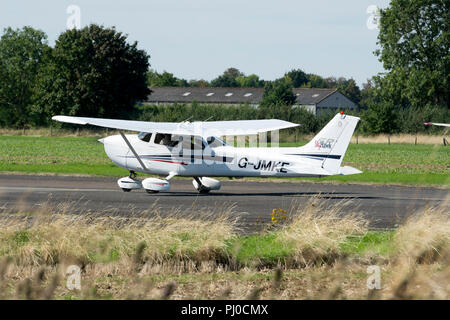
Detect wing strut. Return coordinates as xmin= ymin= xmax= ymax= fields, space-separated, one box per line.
xmin=119 ymin=131 xmax=148 ymax=171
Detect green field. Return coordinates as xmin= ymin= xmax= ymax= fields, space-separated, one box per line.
xmin=0 ymin=135 xmax=448 ymax=186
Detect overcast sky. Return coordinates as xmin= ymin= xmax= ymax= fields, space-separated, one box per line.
xmin=2 ymin=0 xmax=391 ymax=86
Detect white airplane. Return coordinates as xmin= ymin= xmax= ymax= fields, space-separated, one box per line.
xmin=52 ymin=112 xmax=362 ymax=193
xmin=424 ymin=122 xmax=450 ymax=127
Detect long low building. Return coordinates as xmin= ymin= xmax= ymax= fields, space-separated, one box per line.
xmin=144 ymin=87 xmax=357 ymax=115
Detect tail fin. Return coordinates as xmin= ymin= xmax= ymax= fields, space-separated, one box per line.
xmin=298 ymin=113 xmax=360 ymax=174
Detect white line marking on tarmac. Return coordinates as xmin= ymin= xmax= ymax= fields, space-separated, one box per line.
xmin=0 ymin=187 xmax=447 ymax=202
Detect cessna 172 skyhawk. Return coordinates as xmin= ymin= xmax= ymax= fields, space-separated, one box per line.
xmin=52 ymin=112 xmax=361 ymax=193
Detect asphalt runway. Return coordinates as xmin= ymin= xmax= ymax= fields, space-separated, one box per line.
xmin=0 ymin=174 xmax=448 ymax=233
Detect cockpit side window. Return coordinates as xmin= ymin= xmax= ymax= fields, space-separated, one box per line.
xmin=138 ymin=132 xmax=152 ymax=142
xmin=154 ymin=133 xmax=180 ymax=147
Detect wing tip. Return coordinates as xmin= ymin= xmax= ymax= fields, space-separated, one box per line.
xmin=52 ymin=115 xmax=88 ymax=125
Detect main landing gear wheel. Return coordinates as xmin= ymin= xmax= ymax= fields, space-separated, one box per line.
xmin=193 ymin=177 xmax=212 ymax=194
xmin=197 ymin=187 xmax=210 ymax=194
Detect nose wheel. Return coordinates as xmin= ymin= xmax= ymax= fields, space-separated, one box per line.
xmin=118 ymin=171 xmax=142 ymax=192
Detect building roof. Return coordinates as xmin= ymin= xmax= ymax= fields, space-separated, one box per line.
xmin=292 ymin=88 xmax=337 ymax=105
xmin=146 ymin=87 xmax=264 ymax=104
xmin=145 ymin=87 xmax=346 ymax=105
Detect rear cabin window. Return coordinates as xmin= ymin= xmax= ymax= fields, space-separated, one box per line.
xmin=178 ymin=136 xmax=206 ymax=150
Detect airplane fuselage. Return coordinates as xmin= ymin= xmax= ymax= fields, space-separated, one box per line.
xmin=102 ymin=134 xmax=333 ymax=178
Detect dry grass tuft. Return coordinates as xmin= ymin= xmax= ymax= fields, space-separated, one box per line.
xmin=0 ymin=198 xmax=448 ymax=299
xmin=0 ymin=203 xmax=238 ymax=269
xmin=385 ymin=204 xmax=450 ymax=299
xmin=278 ymin=198 xmax=368 ymax=266
xmin=394 ymin=205 xmax=449 ymax=264
xmin=0 ymin=127 xmax=117 ymax=137
xmin=351 ymin=133 xmax=447 ymax=145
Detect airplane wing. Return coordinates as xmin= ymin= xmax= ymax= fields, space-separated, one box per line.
xmin=424 ymin=122 xmax=450 ymax=127
xmin=52 ymin=115 xmax=299 ymax=136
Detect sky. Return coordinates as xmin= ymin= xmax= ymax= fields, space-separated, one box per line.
xmin=1 ymin=0 xmax=391 ymax=86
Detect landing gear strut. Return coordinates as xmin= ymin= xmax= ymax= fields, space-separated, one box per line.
xmin=121 ymin=171 xmax=137 ymax=192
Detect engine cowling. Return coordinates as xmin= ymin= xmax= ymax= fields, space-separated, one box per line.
xmin=192 ymin=177 xmax=221 ymax=193
xmin=142 ymin=178 xmax=170 ymax=193
xmin=117 ymin=177 xmax=142 ymax=192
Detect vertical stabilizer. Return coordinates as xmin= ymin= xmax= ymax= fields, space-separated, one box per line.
xmin=297 ymin=113 xmax=360 ymax=174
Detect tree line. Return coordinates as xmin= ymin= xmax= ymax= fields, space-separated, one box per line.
xmin=147 ymin=68 xmax=363 ymax=108
xmin=0 ymin=25 xmax=149 ymax=128
xmin=0 ymin=0 xmax=448 ymax=134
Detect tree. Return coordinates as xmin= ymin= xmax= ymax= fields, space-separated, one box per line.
xmin=359 ymin=79 xmax=378 ymax=109
xmin=34 ymin=24 xmax=150 ymax=121
xmin=336 ymin=78 xmax=361 ymax=105
xmin=375 ymin=0 xmax=449 ymax=108
xmin=236 ymin=74 xmax=264 ymax=88
xmin=147 ymin=69 xmax=189 ymax=87
xmin=0 ymin=27 xmax=48 ymax=127
xmin=304 ymin=74 xmax=329 ymax=88
xmin=285 ymin=69 xmax=308 ymax=88
xmin=260 ymin=80 xmax=296 ymax=108
xmin=188 ymin=79 xmax=209 ymax=87
xmin=210 ymin=67 xmax=243 ymax=87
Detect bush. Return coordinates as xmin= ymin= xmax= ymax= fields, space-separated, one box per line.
xmin=398 ymin=105 xmax=450 ymax=134
xmin=360 ymin=102 xmax=400 ymax=135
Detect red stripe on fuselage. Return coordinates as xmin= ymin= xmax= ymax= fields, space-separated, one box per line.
xmin=143 ymin=159 xmax=188 ymax=165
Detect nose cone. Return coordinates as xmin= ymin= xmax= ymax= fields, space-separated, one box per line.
xmin=102 ymin=135 xmax=129 ymax=170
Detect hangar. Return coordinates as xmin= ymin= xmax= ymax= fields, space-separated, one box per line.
xmin=144 ymin=87 xmax=358 ymax=115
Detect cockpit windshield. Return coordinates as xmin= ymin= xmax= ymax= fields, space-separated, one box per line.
xmin=207 ymin=136 xmax=228 ymax=148
xmin=138 ymin=132 xmax=152 ymax=142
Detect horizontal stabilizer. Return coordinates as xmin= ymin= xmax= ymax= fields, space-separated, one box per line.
xmin=338 ymin=166 xmax=362 ymax=175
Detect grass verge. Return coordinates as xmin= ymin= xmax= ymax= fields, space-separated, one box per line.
xmin=0 ymin=197 xmax=448 ymax=299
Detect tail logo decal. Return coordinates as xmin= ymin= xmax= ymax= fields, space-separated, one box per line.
xmin=314 ymin=138 xmax=335 ymax=150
